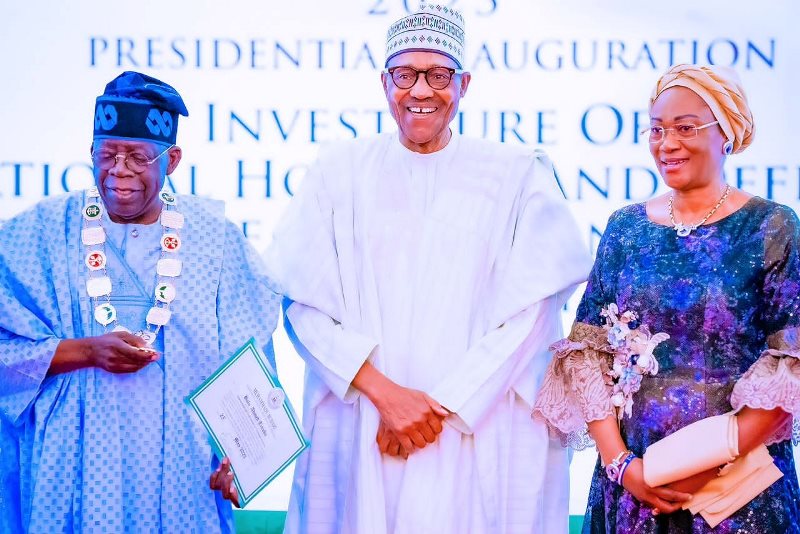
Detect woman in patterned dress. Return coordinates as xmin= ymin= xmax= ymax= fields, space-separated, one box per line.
xmin=534 ymin=64 xmax=800 ymax=533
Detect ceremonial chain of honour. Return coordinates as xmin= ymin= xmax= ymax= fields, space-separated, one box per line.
xmin=80 ymin=187 xmax=185 ymax=345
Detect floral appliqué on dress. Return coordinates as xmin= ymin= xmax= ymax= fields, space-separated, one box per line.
xmin=600 ymin=303 xmax=669 ymax=420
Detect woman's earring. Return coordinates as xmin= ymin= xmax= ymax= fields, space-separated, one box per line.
xmin=722 ymin=141 xmax=734 ymax=155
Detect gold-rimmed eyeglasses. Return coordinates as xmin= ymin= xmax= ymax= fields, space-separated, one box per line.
xmin=91 ymin=144 xmax=174 ymax=173
xmin=640 ymin=121 xmax=719 ymax=143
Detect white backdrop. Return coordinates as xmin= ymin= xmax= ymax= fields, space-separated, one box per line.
xmin=2 ymin=0 xmax=798 ymax=515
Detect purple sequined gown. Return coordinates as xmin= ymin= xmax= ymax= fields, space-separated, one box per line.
xmin=577 ymin=197 xmax=800 ymax=533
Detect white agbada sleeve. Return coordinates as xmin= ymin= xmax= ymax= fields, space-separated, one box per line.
xmin=431 ymin=300 xmax=551 ymax=433
xmin=430 ymin=155 xmax=590 ymax=433
xmin=265 ymin=148 xmax=378 ymax=402
xmin=284 ymin=302 xmax=375 ymax=402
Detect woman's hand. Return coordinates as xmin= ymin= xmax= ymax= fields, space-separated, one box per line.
xmin=666 ymin=467 xmax=717 ymax=495
xmin=209 ymin=457 xmax=240 ymax=508
xmin=621 ymin=458 xmax=693 ymax=514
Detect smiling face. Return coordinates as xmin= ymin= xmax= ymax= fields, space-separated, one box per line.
xmin=648 ymin=86 xmax=727 ymax=192
xmin=92 ymin=139 xmax=181 ymax=224
xmin=382 ymin=51 xmax=471 ymax=154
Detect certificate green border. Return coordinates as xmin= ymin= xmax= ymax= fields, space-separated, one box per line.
xmin=185 ymin=337 xmax=309 ymax=507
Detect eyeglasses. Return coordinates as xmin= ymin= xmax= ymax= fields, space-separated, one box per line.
xmin=91 ymin=144 xmax=174 ymax=173
xmin=640 ymin=121 xmax=719 ymax=143
xmin=385 ymin=66 xmax=463 ymax=90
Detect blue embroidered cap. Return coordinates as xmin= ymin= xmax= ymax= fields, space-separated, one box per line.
xmin=94 ymin=71 xmax=189 ymax=146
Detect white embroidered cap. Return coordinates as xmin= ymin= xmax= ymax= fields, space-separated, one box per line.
xmin=385 ymin=3 xmax=466 ymax=68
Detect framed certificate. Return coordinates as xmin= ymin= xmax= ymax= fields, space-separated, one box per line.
xmin=186 ymin=338 xmax=308 ymax=506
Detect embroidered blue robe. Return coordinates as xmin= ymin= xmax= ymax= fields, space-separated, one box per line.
xmin=0 ymin=191 xmax=280 ymax=533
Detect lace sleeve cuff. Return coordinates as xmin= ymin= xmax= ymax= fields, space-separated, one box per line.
xmin=533 ymin=322 xmax=616 ymax=449
xmin=730 ymin=327 xmax=800 ymax=445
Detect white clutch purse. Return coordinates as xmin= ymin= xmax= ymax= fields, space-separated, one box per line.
xmin=642 ymin=413 xmax=783 ymax=527
xmin=643 ymin=413 xmax=739 ymax=487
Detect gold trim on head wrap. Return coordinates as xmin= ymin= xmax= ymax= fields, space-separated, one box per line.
xmin=650 ymin=64 xmax=754 ymax=154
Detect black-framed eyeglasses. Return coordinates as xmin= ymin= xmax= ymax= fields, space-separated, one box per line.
xmin=640 ymin=121 xmax=719 ymax=143
xmin=91 ymin=144 xmax=174 ymax=173
xmin=385 ymin=66 xmax=463 ymax=90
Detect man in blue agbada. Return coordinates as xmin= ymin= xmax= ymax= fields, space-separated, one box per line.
xmin=0 ymin=71 xmax=280 ymax=532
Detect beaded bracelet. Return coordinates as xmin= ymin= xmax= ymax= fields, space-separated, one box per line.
xmin=605 ymin=450 xmax=636 ymax=485
xmin=617 ymin=453 xmax=636 ymax=485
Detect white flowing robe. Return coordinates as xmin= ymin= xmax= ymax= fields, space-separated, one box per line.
xmin=266 ymin=133 xmax=592 ymax=534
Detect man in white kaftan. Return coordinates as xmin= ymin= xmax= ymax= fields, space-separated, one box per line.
xmin=265 ymin=5 xmax=592 ymax=533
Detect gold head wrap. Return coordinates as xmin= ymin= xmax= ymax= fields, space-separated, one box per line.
xmin=650 ymin=64 xmax=754 ymax=154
